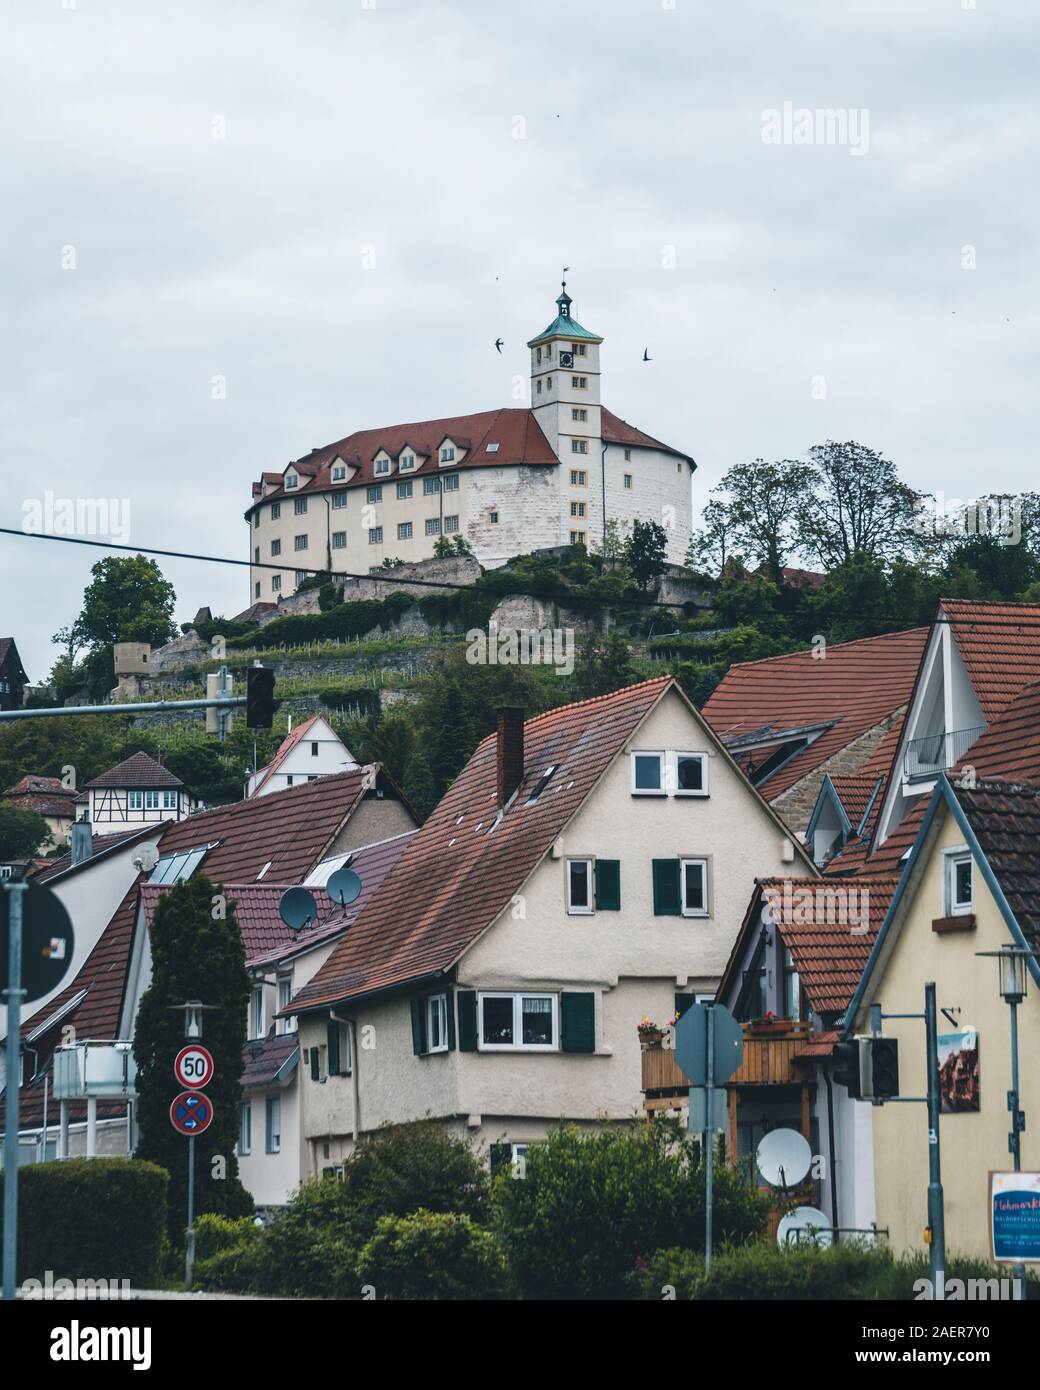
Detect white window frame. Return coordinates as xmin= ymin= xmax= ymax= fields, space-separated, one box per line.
xmin=398 ymin=522 xmax=413 ymax=540
xmin=332 ymin=531 xmax=346 ymax=549
xmin=239 ymin=1102 xmax=252 ymax=1156
xmin=631 ymin=750 xmax=665 ymax=796
xmin=144 ymin=790 xmax=160 ymax=810
xmin=478 ymin=992 xmax=558 ymax=1052
xmin=944 ymin=848 xmax=973 ymax=915
xmin=672 ymin=751 xmax=709 ymax=798
xmin=294 ymin=496 xmax=307 ymax=515
xmin=277 ymin=974 xmax=295 ymax=1034
xmin=566 ymin=857 xmax=594 ymax=915
xmin=680 ymin=858 xmax=710 ymax=918
xmin=285 ymin=474 xmax=298 ymax=489
xmin=399 ymin=454 xmax=415 ymax=471
xmin=511 ymin=1143 xmax=530 ymax=1178
xmin=251 ymin=986 xmax=264 ymax=1040
xmin=443 ymin=473 xmax=459 ymax=492
xmin=128 ymin=791 xmax=144 ymax=810
xmin=332 ymin=490 xmax=346 ymax=509
xmin=426 ymin=993 xmax=449 ymax=1053
xmin=265 ymin=1096 xmax=281 ymax=1154
xmin=162 ymin=790 xmax=177 ymax=809
xmin=332 ymin=464 xmax=347 ymax=481
xmin=440 ymin=445 xmax=456 ymax=464
xmin=374 ymin=456 xmax=391 ymax=475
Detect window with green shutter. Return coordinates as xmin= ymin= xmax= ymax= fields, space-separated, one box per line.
xmin=560 ymin=991 xmax=596 ymax=1053
xmin=326 ymin=1020 xmax=341 ymax=1075
xmin=489 ymin=1142 xmax=512 ymax=1176
xmin=594 ymin=859 xmax=621 ymax=911
xmin=652 ymin=858 xmax=681 ymax=915
xmin=457 ymin=990 xmax=478 ymax=1051
xmin=309 ymin=1046 xmax=320 ymax=1081
xmin=674 ymin=992 xmax=694 ymax=1019
xmin=409 ymin=997 xmax=427 ymax=1056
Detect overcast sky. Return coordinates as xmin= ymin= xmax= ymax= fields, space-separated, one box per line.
xmin=3 ymin=0 xmax=1038 ymax=680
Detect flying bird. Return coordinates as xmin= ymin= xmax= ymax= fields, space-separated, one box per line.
xmin=642 ymin=348 xmax=652 ymax=362
xmin=494 ymin=338 xmax=504 ymax=353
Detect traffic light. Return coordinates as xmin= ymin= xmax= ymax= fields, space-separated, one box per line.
xmin=246 ymin=666 xmax=276 ymax=728
xmin=871 ymin=1036 xmax=900 ymax=1100
xmin=833 ymin=1038 xmax=863 ymax=1099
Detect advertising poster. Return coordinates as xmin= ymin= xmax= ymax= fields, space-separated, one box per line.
xmin=991 ymin=1172 xmax=1040 ymax=1264
xmin=937 ymin=1026 xmax=980 ymax=1113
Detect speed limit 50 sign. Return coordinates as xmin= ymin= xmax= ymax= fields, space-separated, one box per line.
xmin=174 ymin=1044 xmax=215 ymax=1090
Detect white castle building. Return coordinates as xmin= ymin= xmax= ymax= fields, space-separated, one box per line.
xmin=245 ymin=283 xmax=696 ymax=601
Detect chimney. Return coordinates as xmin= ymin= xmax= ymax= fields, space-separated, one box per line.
xmin=70 ymin=816 xmax=93 ymax=866
xmin=496 ymin=707 xmax=525 ymax=808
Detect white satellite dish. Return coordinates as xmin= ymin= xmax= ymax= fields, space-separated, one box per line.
xmin=756 ymin=1127 xmax=812 ymax=1189
xmin=132 ymin=844 xmax=160 ymax=874
xmin=777 ymin=1206 xmax=833 ymax=1250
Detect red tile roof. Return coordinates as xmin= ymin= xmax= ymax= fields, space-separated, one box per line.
xmin=150 ymin=767 xmax=374 ymax=885
xmin=247 ymin=407 xmax=692 ymax=515
xmin=250 ymin=715 xmax=345 ymax=796
xmin=944 ymin=600 xmax=1040 ymax=724
xmin=292 ymin=678 xmax=683 ymax=1011
xmin=950 ymin=681 xmax=1040 ymax=784
xmin=83 ymin=751 xmax=183 ymax=790
xmin=241 ymin=1034 xmax=299 ymax=1089
xmin=953 ymin=779 xmax=1040 ymax=944
xmin=828 ymin=775 xmax=883 ymax=834
xmin=702 ymin=628 xmax=928 ymax=800
xmin=3 ymin=775 xmax=79 ymax=819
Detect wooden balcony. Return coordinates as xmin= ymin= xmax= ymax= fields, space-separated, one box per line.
xmin=641 ymin=1021 xmax=813 ymax=1103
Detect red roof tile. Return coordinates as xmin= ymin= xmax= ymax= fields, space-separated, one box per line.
xmin=944 ymin=599 xmax=1040 ymax=724
xmin=702 ymin=628 xmax=928 ymax=800
xmin=83 ymin=751 xmax=183 ymax=790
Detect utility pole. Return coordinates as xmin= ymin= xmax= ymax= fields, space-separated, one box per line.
xmin=924 ymin=983 xmax=946 ymax=1298
xmin=2 ymin=875 xmax=27 ymax=1302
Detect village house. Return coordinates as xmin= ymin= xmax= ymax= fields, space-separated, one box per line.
xmin=2 ymin=775 xmax=80 ymax=849
xmin=246 ymin=714 xmax=358 ymax=798
xmin=846 ymin=774 xmax=1040 ymax=1260
xmin=0 ymin=637 xmax=29 ymax=711
xmin=1 ymin=765 xmax=417 ymax=1169
xmin=244 ymin=283 xmax=696 ymax=601
xmin=81 ymin=752 xmax=194 ymax=833
xmin=286 ymin=677 xmax=816 ymax=1177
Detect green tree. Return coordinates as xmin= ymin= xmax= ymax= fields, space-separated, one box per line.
xmin=72 ymin=555 xmax=177 ymax=650
xmin=797 ymin=440 xmax=929 ymax=568
xmin=493 ymin=1121 xmax=766 ymax=1300
xmin=133 ymin=876 xmax=253 ymax=1247
xmin=702 ymin=459 xmax=815 ymax=583
xmin=623 ymin=519 xmax=669 ymax=591
xmin=572 ymin=631 xmax=636 ymax=700
xmin=0 ymin=802 xmax=52 ymax=860
xmin=356 ymin=1209 xmax=513 ymax=1300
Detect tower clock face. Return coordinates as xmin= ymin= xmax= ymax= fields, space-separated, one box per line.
xmin=559 ymin=351 xmax=574 ymax=367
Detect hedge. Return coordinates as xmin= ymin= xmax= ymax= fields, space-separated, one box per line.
xmin=2 ymin=1158 xmax=168 ymax=1288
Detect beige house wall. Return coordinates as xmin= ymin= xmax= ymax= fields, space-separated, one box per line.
xmin=857 ymin=805 xmax=1040 ymax=1259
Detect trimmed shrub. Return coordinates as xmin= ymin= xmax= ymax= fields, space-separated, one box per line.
xmin=259 ymin=1178 xmax=361 ymax=1298
xmin=356 ymin=1209 xmax=514 ymax=1301
xmin=192 ymin=1213 xmax=260 ymax=1263
xmin=4 ymin=1158 xmax=168 ymax=1287
xmin=636 ymin=1243 xmax=1038 ymax=1301
xmin=493 ymin=1121 xmax=767 ymax=1300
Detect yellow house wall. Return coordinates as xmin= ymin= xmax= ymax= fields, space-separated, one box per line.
xmin=862 ymin=806 xmax=1040 ymax=1259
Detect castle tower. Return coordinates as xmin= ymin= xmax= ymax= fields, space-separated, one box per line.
xmin=527 ymin=278 xmax=604 ymax=471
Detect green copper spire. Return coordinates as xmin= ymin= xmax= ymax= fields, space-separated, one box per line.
xmin=527 ymin=274 xmax=603 ymax=348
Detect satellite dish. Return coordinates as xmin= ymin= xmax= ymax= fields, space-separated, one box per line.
xmin=132 ymin=844 xmax=160 ymax=874
xmin=776 ymin=1207 xmax=833 ymax=1250
xmin=279 ymin=887 xmax=317 ymax=933
xmin=326 ymin=867 xmax=362 ymax=908
xmin=756 ymin=1128 xmax=812 ymax=1189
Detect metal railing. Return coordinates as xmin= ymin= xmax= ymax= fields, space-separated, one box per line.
xmin=903 ymin=726 xmax=985 ymax=780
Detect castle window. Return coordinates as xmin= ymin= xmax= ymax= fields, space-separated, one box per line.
xmin=374 ymin=457 xmax=391 ymax=475
xmin=572 ymin=408 xmax=587 ymax=422
xmin=440 ymin=446 xmax=456 ymax=463
xmin=272 ymin=575 xmax=281 ymax=592
xmin=536 ymin=347 xmax=542 ymax=363
xmin=624 ymin=474 xmax=633 ymax=489
xmin=254 ymin=582 xmax=261 ymax=599
xmin=571 ymin=439 xmax=588 ymax=455
xmin=569 ymin=530 xmax=586 ymax=546
xmin=332 ymin=532 xmax=346 ymax=549
xmin=489 ymin=511 xmax=499 ymax=525
xmin=443 ymin=474 xmax=459 ymax=492
xmin=332 ymin=464 xmax=346 ymax=481
xmin=332 ymin=491 xmax=346 ymax=509
xmin=294 ymin=496 xmax=307 ymax=515
xmin=425 ymin=518 xmax=441 ymax=536
xmin=572 ymin=343 xmax=586 ymax=356
xmin=271 ymin=502 xmax=281 ymax=519
xmin=570 ymin=469 xmax=587 ymax=486
xmin=294 ymin=534 xmax=308 ymax=552
xmin=400 ymin=454 xmax=415 ymax=470
xmin=547 ymin=377 xmax=552 ymax=389
xmin=367 ymin=485 xmax=382 ymax=503
xmin=397 ymin=480 xmax=413 ymax=499
xmin=398 ymin=522 xmax=413 ymax=540
xmin=271 ymin=539 xmax=281 ymax=556
xmin=254 ymin=547 xmax=260 ymax=563
xmin=537 ymin=380 xmax=542 ymax=394
xmin=253 ymin=512 xmax=260 ymax=528
xmin=625 ymin=449 xmax=632 ymax=461
xmin=368 ymin=527 xmax=383 ymax=544
xmin=423 ymin=478 xmax=441 ymax=495
xmin=445 ymin=514 xmax=459 ymax=533
xmin=285 ymin=475 xmax=298 ymax=489
xmin=572 ymin=376 xmax=587 ymax=389
xmin=570 ymin=501 xmax=586 ymax=519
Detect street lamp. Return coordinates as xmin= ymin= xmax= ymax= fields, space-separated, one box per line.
xmin=168 ymin=999 xmax=215 ymax=1040
xmin=976 ymin=945 xmax=1040 ymax=1298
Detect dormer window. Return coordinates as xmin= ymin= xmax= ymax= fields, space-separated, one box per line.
xmin=332 ymin=464 xmax=347 ymax=481
xmin=440 ymin=446 xmax=455 ymax=463
xmin=400 ymin=454 xmax=415 ymax=471
xmin=374 ymin=456 xmax=391 ymax=476
xmin=285 ymin=475 xmax=298 ymax=489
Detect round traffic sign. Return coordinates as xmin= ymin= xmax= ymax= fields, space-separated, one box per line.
xmin=169 ymin=1090 xmax=214 ymax=1136
xmin=1 ymin=880 xmax=75 ymax=1004
xmin=174 ymin=1044 xmax=215 ymax=1090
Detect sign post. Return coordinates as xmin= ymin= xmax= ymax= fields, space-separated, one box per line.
xmin=672 ymin=1002 xmax=743 ymax=1274
xmin=170 ymin=1089 xmax=214 ymax=1287
xmin=3 ymin=876 xmax=74 ymax=1301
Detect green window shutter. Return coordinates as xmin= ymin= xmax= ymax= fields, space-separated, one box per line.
xmin=674 ymin=993 xmax=694 ymax=1019
xmin=560 ymin=991 xmax=596 ymax=1053
xmin=409 ymin=998 xmax=426 ymax=1056
xmin=326 ymin=1020 xmax=340 ymax=1076
xmin=489 ymin=1142 xmax=511 ymax=1177
xmin=445 ymin=991 xmax=457 ymax=1051
xmin=457 ymin=990 xmax=478 ymax=1051
xmin=309 ymin=1046 xmax=319 ymax=1081
xmin=594 ymin=859 xmax=621 ymax=911
xmin=652 ymin=859 xmax=681 ymax=916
